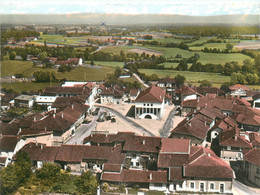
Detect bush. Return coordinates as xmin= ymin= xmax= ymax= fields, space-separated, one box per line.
xmin=119 ymin=184 xmax=126 ymax=193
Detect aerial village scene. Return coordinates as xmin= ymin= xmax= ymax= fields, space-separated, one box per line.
xmin=1 ymin=0 xmax=260 ymax=194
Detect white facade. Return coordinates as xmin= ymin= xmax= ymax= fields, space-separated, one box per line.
xmin=135 ymin=102 xmax=165 ymax=120
xmin=61 ymin=81 xmax=87 ymax=87
xmin=253 ymin=98 xmax=260 ymax=109
xmin=35 ymin=96 xmax=57 ymax=106
xmin=183 ymin=94 xmax=197 ymax=101
xmin=149 ymin=183 xmax=167 ymax=191
xmin=230 ymin=89 xmax=247 ymax=97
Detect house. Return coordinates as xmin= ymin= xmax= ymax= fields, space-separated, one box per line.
xmin=181 ymin=96 xmax=212 ymax=116
xmin=51 ymin=96 xmax=85 ymax=110
xmin=175 ymin=85 xmax=201 ymax=104
xmin=216 ymin=127 xmax=252 ymax=160
xmin=31 ymin=102 xmax=89 ymax=145
xmin=249 ymin=132 xmax=260 ymax=148
xmin=229 ymin=84 xmax=250 ymax=97
xmin=243 ymin=148 xmax=260 ymax=187
xmin=195 ymin=86 xmax=224 ymax=97
xmin=170 ymin=106 xmax=223 ymax=146
xmin=156 ymin=78 xmax=176 ymax=101
xmin=135 ymin=85 xmax=165 ymax=119
xmin=253 ymin=93 xmax=260 ymax=109
xmin=128 ymin=89 xmax=140 ymax=102
xmin=100 ymin=87 xmax=124 ymax=105
xmin=14 ymin=95 xmax=34 ymax=108
xmin=16 ymin=132 xmax=234 ymax=193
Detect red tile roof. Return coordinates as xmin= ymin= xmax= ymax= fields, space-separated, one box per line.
xmin=157 ymin=78 xmax=176 ymax=84
xmin=18 ymin=142 xmax=59 ymax=162
xmin=103 ymin=163 xmax=122 ymax=172
xmin=181 ymin=86 xmax=200 ymax=96
xmin=135 ymin=85 xmax=165 ymax=103
xmin=182 ymin=97 xmax=212 ymax=109
xmin=122 ymin=135 xmax=161 ymax=153
xmin=44 ymin=86 xmax=88 ymax=95
xmin=195 ymin=87 xmax=223 ymax=95
xmin=160 ymin=138 xmax=190 ymax=154
xmin=184 ymin=147 xmax=233 ymax=179
xmin=249 ymin=132 xmax=260 ymax=147
xmin=229 ymin=84 xmax=250 ymax=91
xmin=244 ymin=148 xmax=260 ymax=165
xmin=52 ymin=96 xmax=85 ymax=108
xmin=0 ymin=136 xmax=18 ymax=151
xmin=219 ymin=128 xmax=252 ymax=148
xmin=158 ymin=153 xmax=189 ymax=167
xmin=129 ymin=89 xmax=139 ymax=96
xmin=1 ymin=123 xmax=19 ymax=136
xmin=169 ymin=167 xmax=184 ymax=181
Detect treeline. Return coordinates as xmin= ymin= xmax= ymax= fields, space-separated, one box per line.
xmin=1 ymin=29 xmax=40 ymax=43
xmin=135 ymin=40 xmax=190 ymax=50
xmin=168 ymin=26 xmax=260 ymax=37
xmin=2 ymin=44 xmax=96 ymax=61
xmin=0 ymin=152 xmax=98 ymax=194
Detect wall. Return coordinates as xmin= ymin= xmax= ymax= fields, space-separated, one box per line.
xmin=135 ymin=102 xmax=165 ymax=120
xmin=183 ymin=94 xmax=197 ymax=101
xmin=25 ymin=134 xmax=53 ymax=146
xmin=221 ymin=148 xmax=243 ymax=160
xmin=183 ymin=179 xmax=232 ymax=194
xmin=149 ymin=183 xmax=167 ymax=191
xmin=245 ymin=162 xmax=260 ymax=187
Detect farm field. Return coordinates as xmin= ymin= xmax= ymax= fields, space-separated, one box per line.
xmin=154 ymin=37 xmax=185 ymax=43
xmin=1 ymin=82 xmax=62 ymax=92
xmin=139 ymin=69 xmax=230 ymax=84
xmin=89 ymin=61 xmax=124 ymax=68
xmin=98 ymin=46 xmax=135 ymax=54
xmin=2 ymin=60 xmax=113 ymax=81
xmin=189 ymin=43 xmax=228 ymax=51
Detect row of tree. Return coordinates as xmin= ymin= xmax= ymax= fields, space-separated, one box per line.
xmin=1 ymin=29 xmax=40 ymax=43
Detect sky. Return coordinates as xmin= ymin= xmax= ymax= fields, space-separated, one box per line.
xmin=0 ymin=0 xmax=259 ymax=16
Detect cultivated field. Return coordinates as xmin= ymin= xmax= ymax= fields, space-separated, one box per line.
xmin=128 ymin=48 xmax=163 ymax=56
xmin=139 ymin=69 xmax=230 ymax=84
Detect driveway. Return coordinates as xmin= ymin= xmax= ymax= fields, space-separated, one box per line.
xmin=232 ymin=179 xmax=259 ymax=195
xmin=160 ymin=106 xmax=178 ymax=138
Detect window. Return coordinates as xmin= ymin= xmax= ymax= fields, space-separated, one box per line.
xmin=190 ymin=182 xmax=195 ymax=189
xmin=220 ymin=184 xmax=224 ymax=193
xmin=210 ymin=183 xmax=215 ymax=190
xmin=147 ymin=104 xmax=149 ymax=106
xmin=154 ymin=183 xmax=162 ymax=187
xmin=227 ymin=146 xmax=231 ymax=150
xmin=151 ymin=104 xmax=153 ymax=106
xmin=136 ymin=162 xmax=139 ymax=166
xmin=130 ymin=162 xmax=133 ymax=166
xmin=143 ymin=104 xmax=146 ymax=106
xmin=200 ymin=183 xmax=204 ymax=192
xmin=133 ymin=154 xmax=136 ymax=159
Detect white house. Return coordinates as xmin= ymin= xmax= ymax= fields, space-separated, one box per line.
xmin=14 ymin=95 xmax=34 ymax=108
xmin=135 ymin=85 xmax=165 ymax=119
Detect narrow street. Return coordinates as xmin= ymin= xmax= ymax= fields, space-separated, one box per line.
xmin=232 ymin=179 xmax=260 ymax=195
xmin=160 ymin=106 xmax=178 ymax=137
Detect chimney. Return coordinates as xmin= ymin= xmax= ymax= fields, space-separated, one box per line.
xmin=188 ymin=122 xmax=191 ymax=127
xmin=72 ymin=104 xmax=74 ymax=109
xmin=142 ymin=140 xmax=146 ymax=145
xmin=34 ymin=116 xmax=36 ymax=122
xmin=40 ymin=144 xmax=43 ymax=149
xmin=18 ymin=127 xmax=22 ymax=135
xmin=204 ymin=121 xmax=207 ymax=126
xmin=106 ymin=133 xmax=108 ymax=137
xmin=44 ymin=126 xmax=47 ymax=131
xmin=208 ymin=153 xmax=211 ymax=157
xmin=205 ymin=103 xmax=207 ymax=107
xmin=149 ymin=173 xmax=152 ymax=180
xmin=54 ymin=109 xmax=56 ymax=113
xmin=234 ymin=134 xmax=238 ymax=141
xmin=61 ymin=112 xmax=64 ymax=118
xmin=53 ymin=113 xmax=55 ymax=118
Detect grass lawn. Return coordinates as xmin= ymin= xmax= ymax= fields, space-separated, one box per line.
xmin=1 ymin=82 xmax=62 ymax=92
xmin=2 ymin=60 xmax=34 ymax=77
xmin=154 ymin=37 xmax=185 ymax=43
xmin=90 ymin=61 xmax=124 ymax=68
xmin=189 ymin=43 xmax=228 ymax=51
xmin=139 ymin=69 xmax=230 ymax=84
xmin=98 ymin=46 xmax=134 ymax=55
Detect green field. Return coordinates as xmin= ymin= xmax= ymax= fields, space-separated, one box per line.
xmin=154 ymin=37 xmax=185 ymax=43
xmin=91 ymin=61 xmax=124 ymax=68
xmin=189 ymin=43 xmax=228 ymax=51
xmin=139 ymin=69 xmax=230 ymax=84
xmin=99 ymin=46 xmax=134 ymax=55
xmin=187 ymin=37 xmax=211 ymax=46
xmin=2 ymin=60 xmax=34 ymax=77
xmin=1 ymin=82 xmax=62 ymax=92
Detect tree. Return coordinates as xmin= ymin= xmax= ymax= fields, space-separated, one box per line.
xmin=231 ymin=72 xmax=246 ymax=84
xmin=176 ymin=59 xmax=188 ymax=71
xmin=9 ymin=51 xmax=16 ymax=60
xmin=33 ymin=70 xmax=56 ymax=82
xmin=199 ymin=80 xmax=212 ymax=87
xmin=114 ymin=66 xmax=122 ymax=78
xmin=245 ymin=73 xmax=259 ymax=85
xmin=175 ymin=74 xmax=186 ymax=88
xmin=91 ymin=59 xmax=94 ymax=66
xmin=39 ymin=52 xmax=47 ymax=61
xmin=36 ymin=163 xmax=61 ymax=187
xmin=0 ymin=165 xmax=19 ymax=194
xmin=75 ymin=171 xmax=98 ymax=194
xmin=226 ymin=43 xmax=233 ymax=52
xmin=220 ymin=82 xmax=233 ymax=93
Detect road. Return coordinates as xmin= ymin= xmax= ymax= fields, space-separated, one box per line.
xmin=160 ymin=106 xmax=178 ymax=138
xmin=65 ymin=113 xmax=100 ymax=144
xmin=96 ymin=105 xmax=155 ymax=136
xmin=232 ymin=179 xmax=259 ymax=195
xmin=132 ymin=73 xmax=149 ymax=88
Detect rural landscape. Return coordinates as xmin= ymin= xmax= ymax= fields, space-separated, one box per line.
xmin=1 ymin=1 xmax=260 ymax=195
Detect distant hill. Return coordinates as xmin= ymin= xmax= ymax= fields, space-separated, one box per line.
xmin=0 ymin=13 xmax=258 ymax=25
